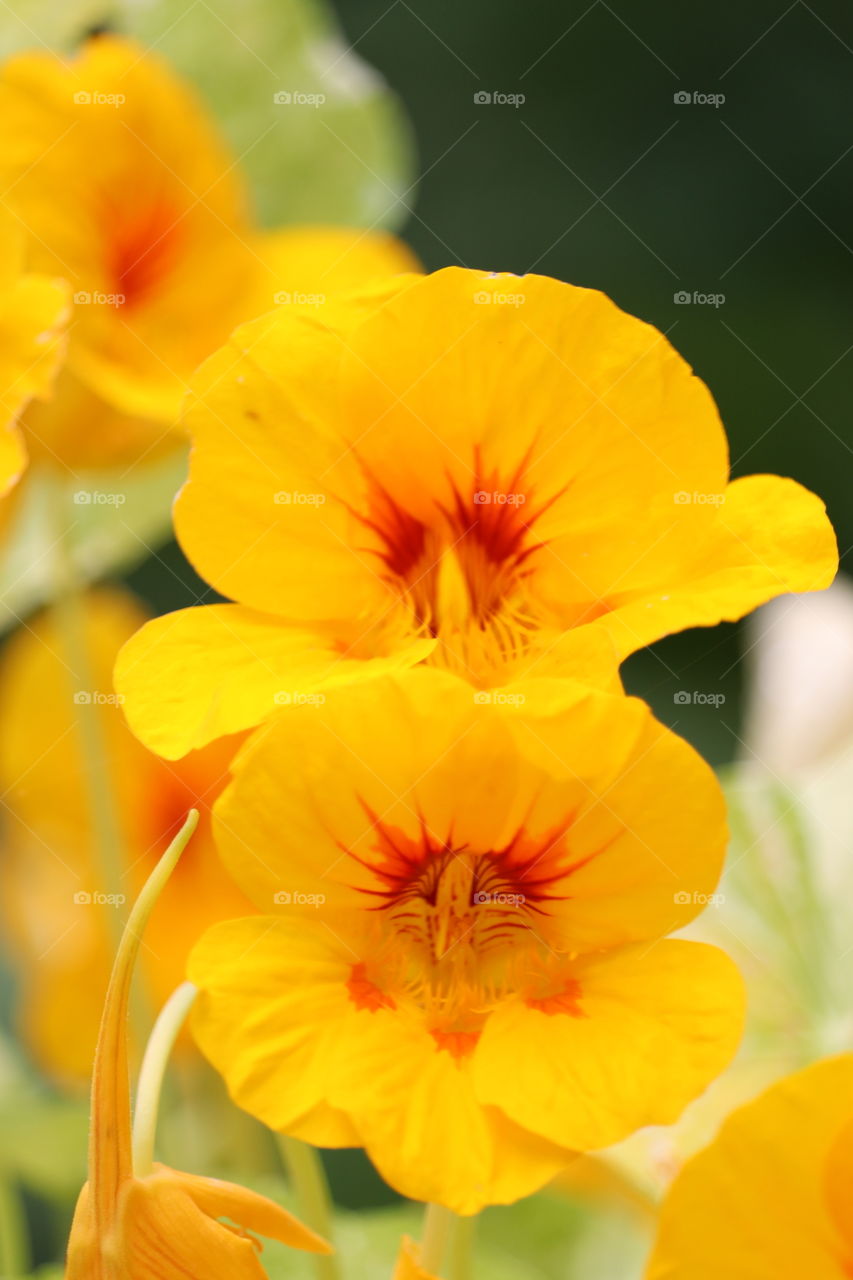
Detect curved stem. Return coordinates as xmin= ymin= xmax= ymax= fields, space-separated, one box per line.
xmin=89 ymin=810 xmax=198 ymax=1233
xmin=0 ymin=1178 xmax=30 ymax=1278
xmin=421 ymin=1203 xmax=453 ymax=1275
xmin=276 ymin=1136 xmax=340 ymax=1280
xmin=132 ymin=981 xmax=198 ymax=1177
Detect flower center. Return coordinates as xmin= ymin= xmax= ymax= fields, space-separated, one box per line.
xmin=342 ymin=804 xmax=591 ymax=1043
xmin=351 ymin=449 xmax=566 ymax=679
xmin=102 ymin=198 xmax=185 ymax=309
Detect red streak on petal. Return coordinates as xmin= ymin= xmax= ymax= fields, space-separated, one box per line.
xmin=346 ymin=963 xmax=396 ymax=1013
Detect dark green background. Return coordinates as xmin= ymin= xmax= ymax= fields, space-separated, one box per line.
xmin=130 ymin=0 xmax=853 ymax=766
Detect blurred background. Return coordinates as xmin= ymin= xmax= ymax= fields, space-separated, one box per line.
xmin=1 ymin=2 xmax=852 ymax=1276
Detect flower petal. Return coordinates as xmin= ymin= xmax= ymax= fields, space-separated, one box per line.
xmin=645 ymin=1055 xmax=853 ymax=1279
xmin=189 ymin=916 xmax=577 ymax=1212
xmin=174 ymin=280 xmax=418 ymax=617
xmin=160 ymin=1165 xmax=331 ymax=1253
xmin=115 ymin=603 xmax=435 ymax=759
xmin=595 ymin=474 xmax=838 ymax=657
xmin=473 ymin=940 xmax=745 ymax=1151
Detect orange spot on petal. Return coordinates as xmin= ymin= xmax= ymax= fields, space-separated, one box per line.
xmin=526 ymin=978 xmax=585 ymax=1017
xmin=430 ymin=1029 xmax=481 ymax=1060
xmin=346 ymin=963 xmax=396 ymax=1012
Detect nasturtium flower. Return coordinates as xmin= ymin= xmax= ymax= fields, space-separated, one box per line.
xmin=188 ymin=669 xmax=744 ymax=1214
xmin=645 ymin=1055 xmax=853 ymax=1279
xmin=0 ymin=213 xmax=68 ymax=495
xmin=0 ymin=34 xmax=417 ymax=468
xmin=115 ymin=266 xmax=836 ymax=760
xmin=0 ymin=588 xmax=251 ymax=1083
xmin=66 ymin=813 xmax=330 ymax=1279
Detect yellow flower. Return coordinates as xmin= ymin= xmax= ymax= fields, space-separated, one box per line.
xmin=187 ymin=669 xmax=744 ymax=1214
xmin=0 ymin=34 xmax=418 ymax=469
xmin=115 ymin=266 xmax=836 ymax=760
xmin=66 ymin=813 xmax=331 ymax=1278
xmin=645 ymin=1055 xmax=853 ymax=1278
xmin=0 ymin=588 xmax=252 ymax=1083
xmin=0 ymin=212 xmax=68 ymax=495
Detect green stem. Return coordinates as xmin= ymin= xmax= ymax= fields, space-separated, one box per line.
xmin=132 ymin=981 xmax=198 ymax=1177
xmin=276 ymin=1136 xmax=340 ymax=1280
xmin=0 ymin=1178 xmax=30 ymax=1278
xmin=420 ymin=1203 xmax=453 ymax=1275
xmin=448 ymin=1213 xmax=476 ymax=1280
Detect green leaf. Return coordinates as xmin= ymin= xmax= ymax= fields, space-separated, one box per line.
xmin=124 ymin=0 xmax=416 ymax=230
xmin=0 ymin=453 xmax=189 ymax=634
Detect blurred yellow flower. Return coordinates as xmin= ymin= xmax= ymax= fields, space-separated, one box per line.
xmin=0 ymin=213 xmax=68 ymax=495
xmin=188 ymin=669 xmax=744 ymax=1214
xmin=645 ymin=1055 xmax=853 ymax=1279
xmin=0 ymin=587 xmax=252 ymax=1084
xmin=66 ymin=813 xmax=330 ymax=1279
xmin=114 ymin=266 xmax=836 ymax=760
xmin=0 ymin=34 xmax=418 ymax=470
